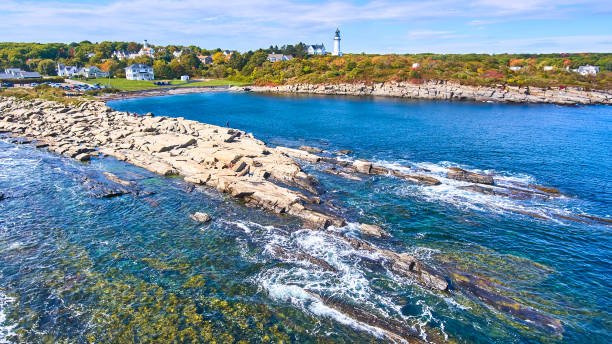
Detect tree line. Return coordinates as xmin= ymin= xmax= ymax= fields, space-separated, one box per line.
xmin=1 ymin=41 xmax=611 ymax=89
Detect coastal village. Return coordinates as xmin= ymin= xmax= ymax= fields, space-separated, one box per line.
xmin=1 ymin=28 xmax=608 ymax=94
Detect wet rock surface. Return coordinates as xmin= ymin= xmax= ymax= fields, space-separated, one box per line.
xmin=447 ymin=167 xmax=494 ymax=185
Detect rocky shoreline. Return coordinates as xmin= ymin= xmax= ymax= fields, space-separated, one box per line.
xmin=243 ymin=80 xmax=612 ymax=105
xmin=0 ymin=95 xmax=568 ymax=340
xmin=97 ymin=85 xmax=232 ymax=101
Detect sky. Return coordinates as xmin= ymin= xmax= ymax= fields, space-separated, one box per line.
xmin=1 ymin=0 xmax=611 ymax=54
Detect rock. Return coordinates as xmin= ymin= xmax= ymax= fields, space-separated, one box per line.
xmin=306 ymin=290 xmax=425 ymax=343
xmin=190 ymin=212 xmax=212 ymax=223
xmin=184 ymin=173 xmax=211 ymax=185
xmin=359 ymin=224 xmax=390 ymax=238
xmin=529 ymin=184 xmax=560 ymax=195
xmin=102 ymin=172 xmax=132 ymax=186
xmin=447 ymin=167 xmax=494 ymax=185
xmin=338 ymin=149 xmax=353 ymax=155
xmin=144 ymin=134 xmax=196 ymax=153
xmin=458 ymin=184 xmax=497 ymax=195
xmin=352 ymin=160 xmax=372 ymax=174
xmin=75 ymin=152 xmax=92 ymax=161
xmin=0 ymin=192 xmax=5 ymax=201
xmin=269 ymin=245 xmax=338 ymax=272
xmin=299 ymin=145 xmax=323 ymax=154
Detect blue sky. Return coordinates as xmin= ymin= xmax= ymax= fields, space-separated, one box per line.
xmin=1 ymin=0 xmax=611 ymax=53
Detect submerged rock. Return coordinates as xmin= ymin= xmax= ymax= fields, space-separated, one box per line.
xmin=0 ymin=192 xmax=5 ymax=200
xmin=299 ymin=145 xmax=323 ymax=154
xmin=190 ymin=212 xmax=212 ymax=223
xmin=447 ymin=167 xmax=494 ymax=185
xmin=306 ymin=290 xmax=428 ymax=343
xmin=269 ymin=245 xmax=338 ymax=272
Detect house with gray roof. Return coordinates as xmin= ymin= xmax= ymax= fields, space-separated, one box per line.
xmin=125 ymin=64 xmax=154 ymax=80
xmin=307 ymin=44 xmax=326 ymax=55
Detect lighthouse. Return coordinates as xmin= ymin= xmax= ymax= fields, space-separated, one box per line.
xmin=332 ymin=28 xmax=342 ymax=56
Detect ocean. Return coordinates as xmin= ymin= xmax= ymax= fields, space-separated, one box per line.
xmin=1 ymin=92 xmax=610 ymax=343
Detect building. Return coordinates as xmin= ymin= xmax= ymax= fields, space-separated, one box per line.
xmin=332 ymin=28 xmax=342 ymax=56
xmin=0 ymin=68 xmax=41 ymax=79
xmin=180 ymin=75 xmax=190 ymax=81
xmin=543 ymin=66 xmax=554 ymax=71
xmin=125 ymin=64 xmax=154 ymax=80
xmin=79 ymin=66 xmax=108 ymax=78
xmin=307 ymin=44 xmax=326 ymax=55
xmin=509 ymin=66 xmax=522 ymax=71
xmin=57 ymin=64 xmax=80 ymax=77
xmin=173 ymin=50 xmax=183 ymax=58
xmin=112 ymin=40 xmax=155 ymax=60
xmin=138 ymin=40 xmax=155 ymax=58
xmin=112 ymin=50 xmax=136 ymax=60
xmin=412 ymin=63 xmax=420 ymax=69
xmin=197 ymin=55 xmax=213 ymax=64
xmin=86 ymin=52 xmax=96 ymax=58
xmin=577 ymin=65 xmax=599 ymax=76
xmin=223 ymin=50 xmax=235 ymax=57
xmin=267 ymin=54 xmax=293 ymax=62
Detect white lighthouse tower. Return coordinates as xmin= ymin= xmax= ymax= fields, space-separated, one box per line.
xmin=332 ymin=28 xmax=342 ymax=56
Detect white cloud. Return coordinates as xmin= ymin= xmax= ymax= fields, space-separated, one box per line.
xmin=0 ymin=0 xmax=609 ymax=52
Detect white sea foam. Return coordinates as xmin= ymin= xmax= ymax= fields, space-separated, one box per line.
xmin=0 ymin=292 xmax=16 ymax=344
xmin=248 ymin=220 xmax=443 ymax=342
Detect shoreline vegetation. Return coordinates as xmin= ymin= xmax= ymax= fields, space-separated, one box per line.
xmin=2 ymin=93 xmax=590 ymax=341
xmin=1 ymin=42 xmax=611 ymax=95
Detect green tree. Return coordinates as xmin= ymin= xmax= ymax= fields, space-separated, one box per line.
xmin=38 ymin=59 xmax=56 ymax=76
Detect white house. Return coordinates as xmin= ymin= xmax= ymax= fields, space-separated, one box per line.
xmin=173 ymin=50 xmax=183 ymax=58
xmin=412 ymin=63 xmax=420 ymax=69
xmin=79 ymin=66 xmax=108 ymax=78
xmin=138 ymin=40 xmax=155 ymax=58
xmin=307 ymin=44 xmax=326 ymax=55
xmin=86 ymin=52 xmax=96 ymax=58
xmin=223 ymin=50 xmax=235 ymax=57
xmin=0 ymin=68 xmax=41 ymax=79
xmin=112 ymin=40 xmax=155 ymax=60
xmin=267 ymin=54 xmax=293 ymax=62
xmin=543 ymin=66 xmax=554 ymax=71
xmin=332 ymin=28 xmax=342 ymax=56
xmin=180 ymin=75 xmax=189 ymax=81
xmin=125 ymin=64 xmax=154 ymax=80
xmin=198 ymin=55 xmax=213 ymax=64
xmin=509 ymin=66 xmax=522 ymax=71
xmin=57 ymin=63 xmax=80 ymax=77
xmin=577 ymin=65 xmax=599 ymax=76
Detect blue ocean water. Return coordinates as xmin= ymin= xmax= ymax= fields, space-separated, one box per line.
xmin=1 ymin=92 xmax=611 ymax=343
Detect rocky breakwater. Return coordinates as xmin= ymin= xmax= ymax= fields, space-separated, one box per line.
xmin=0 ymin=96 xmax=341 ymax=228
xmin=243 ymin=80 xmax=612 ymax=105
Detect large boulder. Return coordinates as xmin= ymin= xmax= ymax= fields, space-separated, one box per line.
xmin=359 ymin=224 xmax=390 ymax=238
xmin=190 ymin=212 xmax=212 ymax=223
xmin=447 ymin=167 xmax=494 ymax=185
xmin=353 ymin=160 xmax=372 ymax=174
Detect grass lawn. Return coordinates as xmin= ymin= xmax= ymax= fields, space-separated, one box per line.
xmin=81 ymin=78 xmax=250 ymax=91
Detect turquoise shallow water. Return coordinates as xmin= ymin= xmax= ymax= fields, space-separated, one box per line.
xmin=1 ymin=92 xmax=611 ymax=343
